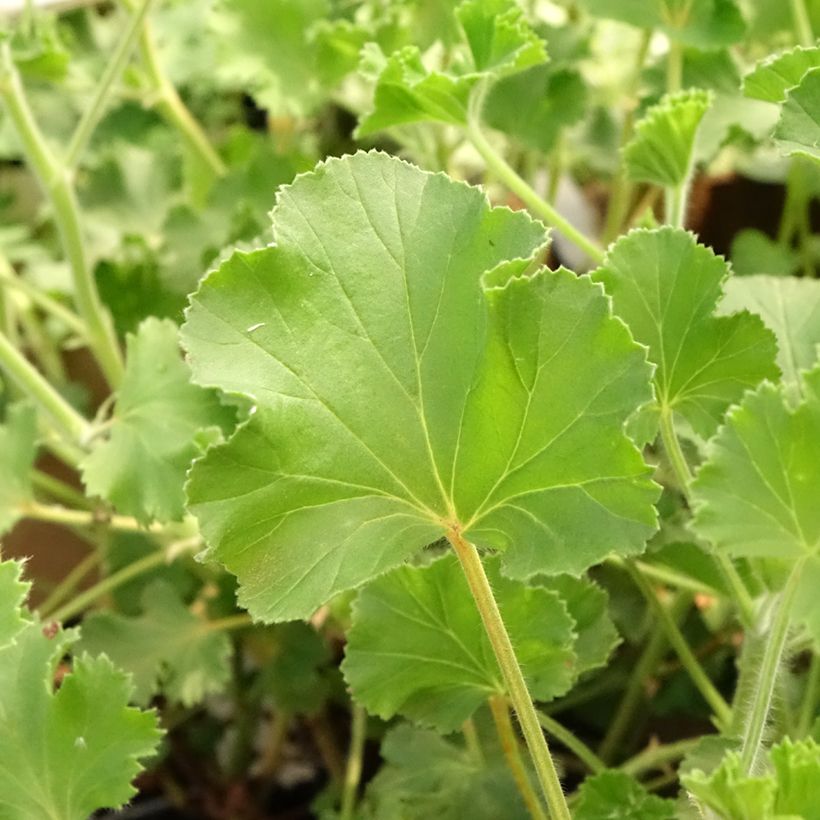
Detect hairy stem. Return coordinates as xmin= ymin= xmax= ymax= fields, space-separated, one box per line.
xmin=0 ymin=44 xmax=124 ymax=386
xmin=466 ymin=120 xmax=604 ymax=264
xmin=740 ymin=560 xmax=805 ymax=773
xmin=0 ymin=330 xmax=91 ymax=441
xmin=626 ymin=564 xmax=732 ymax=728
xmin=340 ymin=704 xmax=367 ymax=820
xmin=536 ymin=711 xmax=605 ymax=774
xmin=65 ymin=0 xmax=157 ymax=169
xmin=448 ymin=531 xmax=571 ymax=820
xmin=490 ymin=695 xmax=548 ymax=820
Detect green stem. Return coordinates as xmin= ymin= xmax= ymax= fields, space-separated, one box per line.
xmin=18 ymin=305 xmax=66 ymax=385
xmin=790 ymin=0 xmax=815 ymax=47
xmin=664 ymin=183 xmax=687 ymax=229
xmin=31 ymin=470 xmax=94 ymax=509
xmin=38 ymin=549 xmax=103 ymax=618
xmin=609 ymin=556 xmax=718 ymax=596
xmin=0 ymin=44 xmax=124 ymax=386
xmin=49 ymin=547 xmax=180 ymax=622
xmin=666 ymin=39 xmax=683 ymax=93
xmin=448 ymin=531 xmax=571 ymax=820
xmin=462 ymin=717 xmax=485 ymax=764
xmin=536 ymin=710 xmax=605 ymax=774
xmin=204 ymin=612 xmax=254 ymax=633
xmin=466 ymin=120 xmax=604 ymax=264
xmin=21 ymin=500 xmax=146 ymax=531
xmin=740 ymin=560 xmax=805 ymax=774
xmin=340 ymin=704 xmax=367 ymax=820
xmin=0 ymin=329 xmax=91 ymax=441
xmin=798 ymin=653 xmax=820 ymax=738
xmin=65 ymin=0 xmax=156 ymax=169
xmin=620 ymin=736 xmax=700 ymax=777
xmin=626 ymin=563 xmax=732 ymax=728
xmin=491 ymin=696 xmax=549 ymax=820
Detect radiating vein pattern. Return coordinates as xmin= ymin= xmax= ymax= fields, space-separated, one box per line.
xmin=183 ymin=152 xmax=658 ymax=620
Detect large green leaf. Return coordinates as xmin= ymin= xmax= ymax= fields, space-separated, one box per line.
xmin=183 ymin=151 xmax=658 ymax=621
xmin=0 ymin=559 xmax=29 ymax=649
xmin=592 ymin=228 xmax=779 ymax=438
xmin=773 ymin=66 xmax=820 ymax=162
xmin=574 ymin=771 xmax=676 ymax=819
xmin=691 ymin=368 xmax=820 ymax=560
xmin=81 ymin=318 xmax=234 ymax=524
xmin=720 ymin=274 xmax=820 ymax=398
xmin=744 ymin=44 xmax=820 ymax=103
xmin=342 ymin=554 xmax=575 ymax=731
xmin=79 ymin=580 xmax=233 ymax=707
xmin=0 ymin=404 xmax=36 ymax=536
xmin=623 ymin=90 xmax=712 ymax=189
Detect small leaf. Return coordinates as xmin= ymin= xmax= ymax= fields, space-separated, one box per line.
xmin=691 ymin=368 xmax=820 ymax=559
xmin=720 ymin=274 xmax=820 ymax=396
xmin=744 ymin=44 xmax=820 ymax=103
xmin=82 ymin=317 xmax=234 ymax=524
xmin=771 ymin=737 xmax=820 ymax=816
xmin=773 ymin=66 xmax=820 ymax=162
xmin=592 ymin=227 xmax=779 ymax=438
xmin=183 ymin=152 xmax=658 ymax=621
xmin=79 ymin=580 xmax=233 ymax=707
xmin=729 ymin=229 xmax=799 ymax=277
xmin=623 ymin=89 xmax=712 ymax=189
xmin=342 ymin=554 xmax=575 ymax=732
xmin=0 ymin=615 xmax=160 ymax=818
xmin=574 ymin=770 xmax=677 ymax=819
xmin=361 ymin=722 xmax=530 ymax=820
xmin=0 ymin=404 xmax=36 ymax=536
xmin=0 ymin=558 xmax=29 ymax=649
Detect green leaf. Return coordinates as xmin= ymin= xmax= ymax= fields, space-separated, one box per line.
xmin=0 ymin=558 xmax=29 ymax=649
xmin=592 ymin=227 xmax=779 ymax=438
xmin=691 ymin=368 xmax=820 ymax=560
xmin=744 ymin=44 xmax=820 ymax=103
xmin=342 ymin=554 xmax=575 ymax=732
xmin=0 ymin=404 xmax=37 ymax=535
xmin=0 ymin=590 xmax=160 ymax=819
xmin=81 ymin=317 xmax=234 ymax=524
xmin=574 ymin=771 xmax=677 ymax=819
xmin=729 ymin=229 xmax=799 ymax=278
xmin=361 ymin=722 xmax=530 ymax=820
xmin=183 ymin=152 xmax=658 ymax=621
xmin=683 ymin=752 xmax=777 ymax=819
xmin=576 ymin=0 xmax=745 ymax=47
xmin=773 ymin=66 xmax=820 ymax=162
xmin=720 ymin=274 xmax=820 ymax=396
xmin=79 ymin=580 xmax=233 ymax=707
xmin=623 ymin=89 xmax=712 ymax=189
xmin=536 ymin=573 xmax=620 ymax=675
xmin=771 ymin=737 xmax=820 ymax=816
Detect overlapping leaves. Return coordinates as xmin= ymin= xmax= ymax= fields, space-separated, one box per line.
xmin=183 ymin=151 xmax=658 ymax=621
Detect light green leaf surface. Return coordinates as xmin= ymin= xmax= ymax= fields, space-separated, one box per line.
xmin=623 ymin=89 xmax=712 ymax=189
xmin=744 ymin=44 xmax=820 ymax=103
xmin=720 ymin=274 xmax=820 ymax=396
xmin=0 ymin=404 xmax=37 ymax=536
xmin=691 ymin=367 xmax=820 ymax=559
xmin=574 ymin=771 xmax=676 ymax=819
xmin=183 ymin=152 xmax=658 ymax=621
xmin=0 ymin=565 xmax=160 ymax=820
xmin=342 ymin=554 xmax=575 ymax=731
xmin=577 ymin=0 xmax=745 ymax=47
xmin=592 ymin=228 xmax=779 ymax=438
xmin=81 ymin=317 xmax=234 ymax=524
xmin=0 ymin=559 xmax=29 ymax=649
xmin=773 ymin=67 xmax=820 ymax=162
xmin=79 ymin=580 xmax=233 ymax=707
xmin=361 ymin=722 xmax=530 ymax=820
xmin=729 ymin=229 xmax=798 ymax=278
xmin=770 ymin=737 xmax=820 ymax=816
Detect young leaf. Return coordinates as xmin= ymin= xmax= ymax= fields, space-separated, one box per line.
xmin=592 ymin=227 xmax=779 ymax=438
xmin=0 ymin=404 xmax=36 ymax=535
xmin=183 ymin=152 xmax=658 ymax=621
xmin=79 ymin=580 xmax=233 ymax=707
xmin=729 ymin=229 xmax=798 ymax=277
xmin=0 ymin=570 xmax=160 ymax=819
xmin=361 ymin=722 xmax=530 ymax=820
xmin=720 ymin=274 xmax=820 ymax=396
xmin=744 ymin=44 xmax=820 ymax=103
xmin=81 ymin=317 xmax=234 ymax=524
xmin=623 ymin=90 xmax=712 ymax=189
xmin=342 ymin=554 xmax=575 ymax=732
xmin=691 ymin=367 xmax=820 ymax=559
xmin=773 ymin=66 xmax=820 ymax=162
xmin=0 ymin=558 xmax=29 ymax=649
xmin=574 ymin=771 xmax=676 ymax=820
